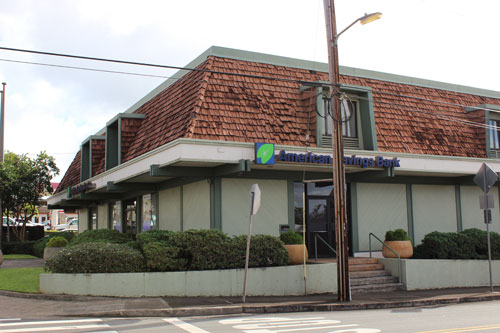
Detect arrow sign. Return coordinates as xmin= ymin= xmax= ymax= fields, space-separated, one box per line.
xmin=473 ymin=163 xmax=498 ymax=193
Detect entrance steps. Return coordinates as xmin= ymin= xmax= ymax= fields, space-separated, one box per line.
xmin=349 ymin=257 xmax=404 ymax=294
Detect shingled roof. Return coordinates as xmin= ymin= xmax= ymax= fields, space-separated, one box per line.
xmin=56 ymin=49 xmax=500 ymax=193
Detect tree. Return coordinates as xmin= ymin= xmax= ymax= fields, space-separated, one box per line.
xmin=0 ymin=151 xmax=59 ymax=241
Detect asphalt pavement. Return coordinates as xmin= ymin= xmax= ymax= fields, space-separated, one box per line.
xmin=1 ymin=258 xmax=500 ymax=318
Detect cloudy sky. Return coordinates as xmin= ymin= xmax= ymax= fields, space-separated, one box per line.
xmin=1 ymin=0 xmax=499 ymax=182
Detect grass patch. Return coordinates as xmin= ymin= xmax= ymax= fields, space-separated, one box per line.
xmin=3 ymin=254 xmax=38 ymax=260
xmin=0 ymin=267 xmax=44 ymax=293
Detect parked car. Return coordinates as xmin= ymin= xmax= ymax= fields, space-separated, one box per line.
xmin=2 ymin=217 xmax=37 ymax=227
xmin=54 ymin=219 xmax=78 ymax=231
xmin=2 ymin=216 xmax=16 ymax=226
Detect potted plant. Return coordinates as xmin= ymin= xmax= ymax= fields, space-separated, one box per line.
xmin=383 ymin=228 xmax=413 ymax=259
xmin=43 ymin=236 xmax=69 ymax=260
xmin=280 ymin=229 xmax=308 ymax=265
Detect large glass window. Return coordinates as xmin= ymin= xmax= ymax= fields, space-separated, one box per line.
xmin=324 ymin=98 xmax=358 ymax=138
xmin=489 ymin=119 xmax=500 ymax=149
xmin=110 ymin=201 xmax=122 ymax=232
xmin=141 ymin=193 xmax=158 ymax=232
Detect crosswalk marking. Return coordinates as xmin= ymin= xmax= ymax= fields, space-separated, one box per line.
xmin=0 ymin=319 xmax=102 ymax=327
xmin=0 ymin=324 xmax=110 ymax=332
xmin=163 ymin=318 xmax=211 ymax=333
xmin=0 ymin=319 xmax=108 ymax=333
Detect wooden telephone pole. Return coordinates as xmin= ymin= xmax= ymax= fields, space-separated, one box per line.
xmin=323 ymin=0 xmax=350 ymax=302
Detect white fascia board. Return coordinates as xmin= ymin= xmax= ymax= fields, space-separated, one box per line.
xmin=49 ymin=139 xmax=500 ymax=205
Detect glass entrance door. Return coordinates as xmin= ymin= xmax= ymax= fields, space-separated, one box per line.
xmin=305 ymin=183 xmax=336 ymax=258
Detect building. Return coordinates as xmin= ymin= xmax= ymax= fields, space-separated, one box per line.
xmin=48 ymin=46 xmax=500 ymax=256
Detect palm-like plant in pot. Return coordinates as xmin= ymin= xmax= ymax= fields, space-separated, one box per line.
xmin=383 ymin=229 xmax=413 ymax=259
xmin=280 ymin=230 xmax=308 ymax=265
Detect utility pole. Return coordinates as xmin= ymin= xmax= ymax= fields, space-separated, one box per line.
xmin=0 ymin=82 xmax=6 ymax=251
xmin=323 ymin=0 xmax=350 ymax=302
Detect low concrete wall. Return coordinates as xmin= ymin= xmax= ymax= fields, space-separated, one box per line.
xmin=40 ymin=263 xmax=337 ymax=297
xmin=379 ymin=258 xmax=500 ymax=290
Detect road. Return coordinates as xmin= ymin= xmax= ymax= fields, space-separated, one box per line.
xmin=0 ymin=300 xmax=499 ymax=332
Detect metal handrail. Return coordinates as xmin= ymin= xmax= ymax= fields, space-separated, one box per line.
xmin=369 ymin=233 xmax=401 ymax=284
xmin=314 ymin=234 xmax=337 ymax=260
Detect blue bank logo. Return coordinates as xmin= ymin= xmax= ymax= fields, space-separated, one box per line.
xmin=255 ymin=143 xmax=275 ymax=165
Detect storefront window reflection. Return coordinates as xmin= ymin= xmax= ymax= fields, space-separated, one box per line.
xmin=111 ymin=201 xmax=122 ymax=232
xmin=142 ymin=193 xmax=158 ymax=232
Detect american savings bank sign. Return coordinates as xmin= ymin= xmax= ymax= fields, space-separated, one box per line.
xmin=255 ymin=143 xmax=400 ymax=168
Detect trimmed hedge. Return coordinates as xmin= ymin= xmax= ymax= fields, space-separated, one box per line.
xmin=233 ymin=235 xmax=289 ymax=268
xmin=414 ymin=228 xmax=500 ymax=260
xmin=136 ymin=229 xmax=173 ymax=247
xmin=385 ymin=229 xmax=410 ymax=242
xmin=33 ymin=231 xmax=75 ymax=258
xmin=2 ymin=241 xmax=35 ymax=255
xmin=46 ymin=236 xmax=68 ymax=248
xmin=45 ymin=243 xmax=145 ymax=273
xmin=69 ymin=229 xmax=132 ymax=247
xmin=142 ymin=242 xmax=188 ymax=271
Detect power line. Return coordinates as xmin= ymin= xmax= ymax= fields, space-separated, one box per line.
xmin=2 ymin=46 xmax=500 ymax=132
xmin=0 ymin=58 xmax=171 ymax=79
xmin=0 ymin=46 xmax=317 ymax=86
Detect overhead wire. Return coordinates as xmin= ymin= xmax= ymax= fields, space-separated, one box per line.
xmin=2 ymin=46 xmax=500 ymax=132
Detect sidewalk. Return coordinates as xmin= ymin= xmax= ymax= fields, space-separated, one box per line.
xmin=1 ymin=259 xmax=499 ymax=318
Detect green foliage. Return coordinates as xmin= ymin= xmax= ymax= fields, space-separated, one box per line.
xmin=45 ymin=243 xmax=145 ymax=273
xmin=32 ymin=231 xmax=75 ymax=258
xmin=0 ymin=151 xmax=59 ymax=242
xmin=136 ymin=229 xmax=174 ymax=247
xmin=2 ymin=241 xmax=35 ymax=255
xmin=385 ymin=229 xmax=410 ymax=242
xmin=69 ymin=229 xmax=132 ymax=247
xmin=414 ymin=228 xmax=500 ymax=260
xmin=124 ymin=240 xmax=142 ymax=252
xmin=233 ymin=235 xmax=289 ymax=268
xmin=279 ymin=230 xmax=303 ymax=245
xmin=142 ymin=242 xmax=188 ymax=271
xmin=46 ymin=236 xmax=68 ymax=248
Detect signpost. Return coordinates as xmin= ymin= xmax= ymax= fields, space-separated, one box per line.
xmin=473 ymin=163 xmax=497 ymax=292
xmin=242 ymin=184 xmax=261 ymax=303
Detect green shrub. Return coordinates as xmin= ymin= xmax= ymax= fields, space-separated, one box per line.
xmin=32 ymin=231 xmax=75 ymax=258
xmin=136 ymin=229 xmax=174 ymax=247
xmin=233 ymin=234 xmax=288 ymax=268
xmin=142 ymin=242 xmax=188 ymax=271
xmin=279 ymin=230 xmax=303 ymax=245
xmin=70 ymin=229 xmax=132 ymax=247
xmin=414 ymin=228 xmax=500 ymax=260
xmin=385 ymin=229 xmax=410 ymax=242
xmin=2 ymin=241 xmax=35 ymax=255
xmin=45 ymin=243 xmax=145 ymax=273
xmin=124 ymin=240 xmax=142 ymax=252
xmin=46 ymin=236 xmax=68 ymax=248
xmin=170 ymin=229 xmax=236 ymax=271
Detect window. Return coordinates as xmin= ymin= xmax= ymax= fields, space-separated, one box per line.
xmin=489 ymin=119 xmax=500 ymax=149
xmin=110 ymin=201 xmax=122 ymax=232
xmin=324 ymin=98 xmax=358 ymax=138
xmin=141 ymin=193 xmax=158 ymax=232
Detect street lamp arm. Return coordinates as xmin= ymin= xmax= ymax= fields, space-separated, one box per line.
xmin=335 ymin=12 xmax=382 ymax=41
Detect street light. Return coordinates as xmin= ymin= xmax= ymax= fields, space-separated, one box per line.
xmin=323 ymin=0 xmax=381 ymax=302
xmin=0 ymin=82 xmax=5 ymax=252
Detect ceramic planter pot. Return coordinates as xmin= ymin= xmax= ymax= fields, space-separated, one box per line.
xmin=43 ymin=247 xmax=65 ymax=260
xmin=382 ymin=240 xmax=413 ymax=259
xmin=284 ymin=244 xmax=308 ymax=265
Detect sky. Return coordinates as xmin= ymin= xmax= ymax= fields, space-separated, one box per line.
xmin=1 ymin=0 xmax=499 ymax=182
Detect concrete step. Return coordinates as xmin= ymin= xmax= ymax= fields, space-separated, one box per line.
xmin=351 ymin=282 xmax=404 ymax=294
xmin=350 ymin=270 xmax=390 ymax=278
xmin=350 ymin=275 xmax=399 ymax=286
xmin=348 ymin=258 xmax=378 ymax=265
xmin=349 ymin=263 xmax=384 ymax=272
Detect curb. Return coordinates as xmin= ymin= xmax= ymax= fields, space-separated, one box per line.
xmin=64 ymin=293 xmax=500 ymax=318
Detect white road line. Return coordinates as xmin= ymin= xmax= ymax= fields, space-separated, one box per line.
xmin=163 ymin=318 xmax=211 ymax=333
xmin=0 ymin=319 xmax=102 ymax=327
xmin=0 ymin=324 xmax=110 ymax=332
